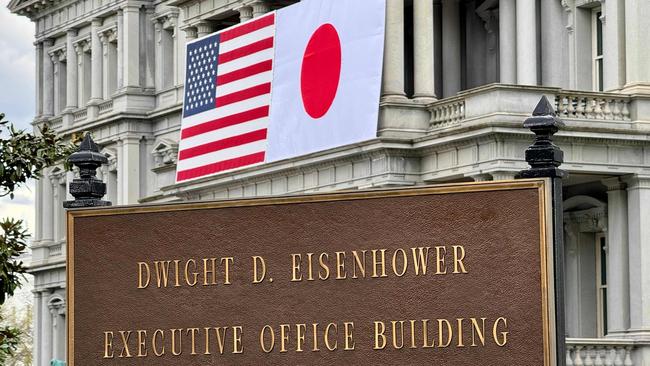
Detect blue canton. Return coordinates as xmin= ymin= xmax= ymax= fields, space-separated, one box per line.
xmin=183 ymin=34 xmax=220 ymax=118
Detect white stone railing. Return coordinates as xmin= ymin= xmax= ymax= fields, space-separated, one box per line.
xmin=555 ymin=92 xmax=631 ymax=121
xmin=98 ymin=99 xmax=114 ymax=115
xmin=566 ymin=338 xmax=635 ymax=366
xmin=73 ymin=108 xmax=87 ymax=122
xmin=428 ymin=96 xmax=465 ymax=129
xmin=49 ymin=116 xmax=63 ymax=129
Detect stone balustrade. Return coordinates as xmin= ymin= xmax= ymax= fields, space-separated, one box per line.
xmin=73 ymin=108 xmax=87 ymax=122
xmin=428 ymin=96 xmax=465 ymax=129
xmin=555 ymin=92 xmax=631 ymax=121
xmin=98 ymin=99 xmax=114 ymax=115
xmin=566 ymin=338 xmax=635 ymax=366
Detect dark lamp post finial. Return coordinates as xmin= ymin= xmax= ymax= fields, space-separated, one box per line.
xmin=63 ymin=133 xmax=111 ymax=208
xmin=516 ymin=96 xmax=568 ymax=179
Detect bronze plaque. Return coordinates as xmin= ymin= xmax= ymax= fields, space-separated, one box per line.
xmin=67 ymin=179 xmax=556 ymax=365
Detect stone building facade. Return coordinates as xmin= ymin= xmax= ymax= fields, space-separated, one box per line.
xmin=7 ymin=0 xmax=650 ymax=364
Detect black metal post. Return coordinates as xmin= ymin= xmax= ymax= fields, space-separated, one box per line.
xmin=63 ymin=133 xmax=111 ymax=208
xmin=516 ymin=96 xmax=566 ymax=366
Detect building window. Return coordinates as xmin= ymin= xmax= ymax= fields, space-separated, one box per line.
xmin=595 ymin=233 xmax=608 ymax=337
xmin=592 ymin=8 xmax=603 ymax=92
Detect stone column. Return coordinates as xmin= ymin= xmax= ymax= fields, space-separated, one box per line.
xmin=251 ymin=0 xmax=270 ymax=18
xmin=499 ymin=0 xmax=516 ymax=84
xmin=50 ymin=177 xmax=60 ymax=242
xmin=237 ymin=5 xmax=254 ymax=23
xmin=153 ymin=19 xmax=163 ymax=89
xmin=116 ymin=9 xmax=124 ymax=89
xmin=65 ymin=29 xmax=78 ymax=113
xmin=34 ymin=179 xmax=42 ymax=243
xmin=413 ymin=0 xmax=436 ymax=102
xmin=382 ymin=0 xmax=406 ymax=100
xmin=602 ymin=0 xmax=625 ymax=91
xmin=541 ymin=0 xmax=568 ymax=88
xmin=433 ymin=0 xmax=443 ymax=98
xmin=35 ymin=42 xmax=43 ymax=118
xmin=41 ymin=171 xmax=53 ymax=242
xmin=74 ymin=41 xmax=87 ymax=107
xmin=50 ymin=304 xmax=59 ymax=360
xmin=90 ymin=18 xmax=103 ymax=104
xmin=515 ymin=0 xmax=538 ymax=85
xmin=42 ymin=39 xmax=54 ymax=117
xmin=196 ymin=21 xmax=213 ymax=38
xmin=121 ymin=137 xmax=141 ymax=204
xmin=122 ymin=5 xmax=141 ymax=89
xmin=602 ymin=177 xmax=630 ymax=336
xmin=442 ymin=0 xmax=461 ymax=97
xmin=50 ymin=54 xmax=61 ymax=115
xmin=32 ymin=291 xmax=42 ymax=366
xmin=625 ymin=174 xmax=650 ymax=335
xmin=623 ymin=0 xmax=650 ymax=94
xmin=41 ymin=293 xmax=52 ymax=364
xmin=100 ymin=31 xmax=111 ymax=99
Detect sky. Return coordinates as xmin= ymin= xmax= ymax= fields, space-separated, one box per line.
xmin=0 ymin=0 xmax=37 ymax=235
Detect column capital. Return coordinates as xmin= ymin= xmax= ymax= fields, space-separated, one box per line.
xmin=42 ymin=38 xmax=54 ymax=47
xmin=66 ymin=28 xmax=78 ymax=37
xmin=623 ymin=174 xmax=650 ymax=190
xmin=602 ymin=176 xmax=626 ymax=191
xmin=91 ymin=17 xmax=103 ymax=27
xmin=236 ymin=5 xmax=254 ymax=22
xmin=249 ymin=0 xmax=271 ymax=17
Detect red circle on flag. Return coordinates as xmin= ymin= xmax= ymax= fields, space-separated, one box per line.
xmin=300 ymin=23 xmax=342 ymax=119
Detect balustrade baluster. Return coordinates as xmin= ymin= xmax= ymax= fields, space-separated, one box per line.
xmin=612 ymin=100 xmax=622 ymax=120
xmin=623 ymin=347 xmax=633 ymax=366
xmin=594 ymin=98 xmax=604 ymax=119
xmin=603 ymin=99 xmax=613 ymax=120
xmin=621 ymin=101 xmax=630 ymax=121
xmin=613 ymin=346 xmax=624 ymax=366
xmin=567 ymin=345 xmax=575 ymax=366
xmin=576 ymin=346 xmax=585 ymax=366
xmin=585 ymin=346 xmax=595 ymax=366
xmin=595 ymin=348 xmax=604 ymax=366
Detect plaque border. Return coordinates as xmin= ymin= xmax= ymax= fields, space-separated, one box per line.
xmin=67 ymin=178 xmax=555 ymax=365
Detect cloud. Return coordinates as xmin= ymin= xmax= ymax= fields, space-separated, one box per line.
xmin=0 ymin=0 xmax=35 ymax=132
xmin=0 ymin=180 xmax=35 ymax=235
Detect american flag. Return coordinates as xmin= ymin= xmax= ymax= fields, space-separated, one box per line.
xmin=176 ymin=14 xmax=276 ymax=182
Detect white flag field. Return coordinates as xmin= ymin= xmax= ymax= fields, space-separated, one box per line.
xmin=175 ymin=0 xmax=386 ymax=183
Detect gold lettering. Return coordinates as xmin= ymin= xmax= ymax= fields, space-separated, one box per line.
xmin=456 ymin=318 xmax=465 ymax=347
xmin=435 ymin=246 xmax=447 ymax=274
xmin=453 ymin=245 xmax=468 ymax=273
xmin=184 ymin=259 xmax=198 ymax=287
xmin=291 ymin=254 xmax=302 ymax=282
xmin=318 ymin=253 xmax=330 ymax=280
xmin=306 ymin=253 xmax=315 ymax=281
xmin=493 ymin=317 xmax=509 ymax=346
xmin=222 ymin=257 xmax=234 ymax=285
xmin=411 ymin=247 xmax=431 ymax=275
xmin=373 ymin=321 xmax=387 ymax=350
xmin=203 ymin=327 xmax=211 ymax=355
xmin=422 ymin=320 xmax=435 ymax=348
xmin=118 ymin=331 xmax=132 ymax=358
xmin=470 ymin=318 xmax=486 ymax=347
xmin=154 ymin=260 xmax=172 ymax=288
xmin=260 ymin=325 xmax=274 ymax=353
xmin=392 ymin=248 xmax=408 ymax=277
xmin=252 ymin=256 xmax=266 ymax=283
xmin=137 ymin=330 xmax=147 ymax=357
xmin=104 ymin=331 xmax=114 ymax=358
xmin=409 ymin=320 xmax=417 ymax=349
xmin=186 ymin=328 xmax=199 ymax=355
xmin=203 ymin=258 xmax=217 ymax=286
xmin=371 ymin=249 xmax=387 ymax=278
xmin=335 ymin=251 xmax=347 ymax=280
xmin=214 ymin=327 xmax=227 ymax=354
xmin=312 ymin=323 xmax=320 ymax=351
xmin=233 ymin=326 xmax=243 ymax=354
xmin=173 ymin=259 xmax=181 ymax=287
xmin=170 ymin=328 xmax=182 ymax=356
xmin=391 ymin=320 xmax=405 ymax=349
xmin=437 ymin=319 xmax=452 ymax=348
xmin=343 ymin=322 xmax=355 ymax=351
xmin=324 ymin=323 xmax=338 ymax=351
xmin=152 ymin=329 xmax=164 ymax=356
xmin=351 ymin=250 xmax=366 ymax=278
xmin=137 ymin=263 xmax=150 ymax=289
xmin=280 ymin=324 xmax=290 ymax=353
xmin=296 ymin=324 xmax=306 ymax=352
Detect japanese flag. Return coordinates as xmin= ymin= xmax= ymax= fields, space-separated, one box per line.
xmin=266 ymin=0 xmax=386 ymax=162
xmin=175 ymin=0 xmax=385 ymax=182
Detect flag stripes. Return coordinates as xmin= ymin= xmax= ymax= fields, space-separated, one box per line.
xmin=177 ymin=13 xmax=276 ymax=181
